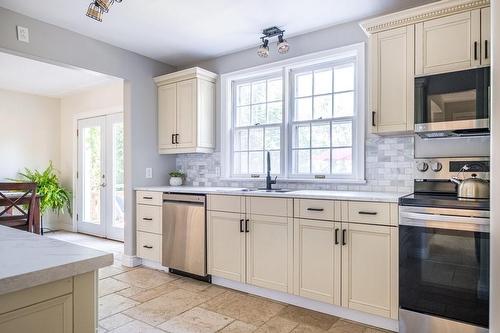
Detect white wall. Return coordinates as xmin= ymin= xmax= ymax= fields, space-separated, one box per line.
xmin=58 ymin=81 xmax=124 ymax=229
xmin=0 ymin=88 xmax=60 ymax=179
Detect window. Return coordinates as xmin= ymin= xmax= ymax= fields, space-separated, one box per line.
xmin=223 ymin=44 xmax=365 ymax=182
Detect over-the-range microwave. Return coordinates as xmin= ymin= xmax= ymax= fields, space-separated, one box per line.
xmin=415 ymin=67 xmax=490 ymax=138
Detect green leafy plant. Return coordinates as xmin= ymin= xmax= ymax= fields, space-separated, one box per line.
xmin=169 ymin=170 xmax=185 ymax=178
xmin=12 ymin=162 xmax=72 ymax=216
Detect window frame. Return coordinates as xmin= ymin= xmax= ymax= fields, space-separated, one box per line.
xmin=221 ymin=43 xmax=365 ymax=183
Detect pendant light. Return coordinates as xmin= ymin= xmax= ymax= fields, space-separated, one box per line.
xmin=86 ymin=2 xmax=103 ymax=22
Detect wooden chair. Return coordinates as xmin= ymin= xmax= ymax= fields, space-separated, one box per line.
xmin=0 ymin=182 xmax=38 ymax=233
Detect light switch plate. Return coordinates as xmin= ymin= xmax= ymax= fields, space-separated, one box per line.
xmin=17 ymin=26 xmax=30 ymax=43
xmin=145 ymin=168 xmax=153 ymax=179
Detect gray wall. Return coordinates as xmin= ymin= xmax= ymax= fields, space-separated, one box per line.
xmin=0 ymin=7 xmax=176 ymax=257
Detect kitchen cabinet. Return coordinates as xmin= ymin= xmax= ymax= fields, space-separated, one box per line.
xmin=294 ymin=219 xmax=341 ymax=305
xmin=154 ymin=67 xmax=217 ymax=154
xmin=415 ymin=9 xmax=490 ymax=75
xmin=136 ymin=191 xmax=163 ymax=264
xmin=369 ymin=25 xmax=414 ymax=134
xmin=341 ymin=223 xmax=398 ymax=319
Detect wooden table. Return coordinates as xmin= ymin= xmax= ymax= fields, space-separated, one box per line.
xmin=0 ymin=193 xmax=41 ymax=234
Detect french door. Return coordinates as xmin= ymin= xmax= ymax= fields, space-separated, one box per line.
xmin=77 ymin=113 xmax=124 ymax=241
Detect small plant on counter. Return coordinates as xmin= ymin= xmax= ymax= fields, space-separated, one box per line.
xmin=169 ymin=170 xmax=185 ymax=186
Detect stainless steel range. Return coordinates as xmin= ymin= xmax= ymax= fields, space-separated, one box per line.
xmin=398 ymin=157 xmax=490 ymax=333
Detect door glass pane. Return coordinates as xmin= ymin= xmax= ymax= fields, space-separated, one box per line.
xmin=112 ymin=122 xmax=124 ymax=229
xmin=82 ymin=126 xmax=101 ymax=224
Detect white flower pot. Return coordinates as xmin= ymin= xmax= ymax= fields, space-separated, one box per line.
xmin=169 ymin=177 xmax=183 ymax=186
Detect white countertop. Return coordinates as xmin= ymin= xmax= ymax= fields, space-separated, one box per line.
xmin=0 ymin=226 xmax=113 ymax=296
xmin=134 ymin=186 xmax=405 ymax=203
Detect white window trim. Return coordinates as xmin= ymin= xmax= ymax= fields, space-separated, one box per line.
xmin=221 ymin=42 xmax=365 ymax=183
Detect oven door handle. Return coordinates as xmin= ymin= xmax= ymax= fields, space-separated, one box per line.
xmin=400 ymin=211 xmax=490 ymax=232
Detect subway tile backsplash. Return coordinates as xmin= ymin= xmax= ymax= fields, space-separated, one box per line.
xmin=176 ymin=135 xmax=414 ymax=194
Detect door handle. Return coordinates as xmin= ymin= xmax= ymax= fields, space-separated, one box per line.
xmin=372 ymin=111 xmax=376 ymax=127
xmin=335 ymin=228 xmax=339 ymax=245
xmin=239 ymin=219 xmax=244 ymax=233
xmin=342 ymin=229 xmax=347 ymax=246
xmin=175 ymin=134 xmax=179 ymax=144
xmin=485 ymin=40 xmax=488 ymax=60
xmin=171 ymin=134 xmax=176 ymax=145
xmin=143 ymin=196 xmax=153 ymax=200
xmin=307 ymin=208 xmax=324 ymax=212
xmin=143 ymin=217 xmax=153 ymax=221
xmin=474 ymin=41 xmax=478 ymax=60
xmin=358 ymin=211 xmax=378 ymax=215
xmin=143 ymin=245 xmax=153 ymax=249
xmin=245 ymin=219 xmax=250 ymax=233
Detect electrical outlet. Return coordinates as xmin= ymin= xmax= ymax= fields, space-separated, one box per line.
xmin=145 ymin=168 xmax=153 ymax=179
xmin=17 ymin=26 xmax=30 ymax=43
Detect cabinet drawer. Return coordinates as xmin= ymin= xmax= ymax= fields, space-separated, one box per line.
xmin=346 ymin=202 xmax=392 ymax=226
xmin=295 ymin=199 xmax=335 ymax=221
xmin=137 ymin=205 xmax=162 ymax=234
xmin=247 ymin=197 xmax=292 ymax=217
xmin=207 ymin=195 xmax=243 ymax=213
xmin=137 ymin=232 xmax=161 ymax=262
xmin=136 ymin=191 xmax=163 ymax=206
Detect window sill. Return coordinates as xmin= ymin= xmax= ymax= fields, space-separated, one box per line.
xmin=220 ymin=177 xmax=367 ymax=185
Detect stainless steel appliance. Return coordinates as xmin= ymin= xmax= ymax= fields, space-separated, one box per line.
xmin=162 ymin=193 xmax=207 ymax=278
xmin=415 ymin=67 xmax=490 ymax=137
xmin=399 ymin=157 xmax=490 ymax=333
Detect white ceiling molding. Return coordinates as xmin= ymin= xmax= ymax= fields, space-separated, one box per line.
xmin=360 ymin=0 xmax=489 ymax=35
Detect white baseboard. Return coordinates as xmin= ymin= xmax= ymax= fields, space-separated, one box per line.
xmin=121 ymin=255 xmax=142 ymax=267
xmin=140 ymin=259 xmax=170 ymax=272
xmin=212 ymin=277 xmax=399 ymax=332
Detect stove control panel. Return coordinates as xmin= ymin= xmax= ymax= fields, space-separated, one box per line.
xmin=414 ymin=157 xmax=490 ymax=180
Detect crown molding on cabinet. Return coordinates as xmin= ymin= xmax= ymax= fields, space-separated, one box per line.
xmin=154 ymin=66 xmax=218 ymax=85
xmin=360 ymin=0 xmax=489 ymax=35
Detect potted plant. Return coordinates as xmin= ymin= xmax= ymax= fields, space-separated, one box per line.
xmin=169 ymin=170 xmax=185 ymax=186
xmin=12 ymin=162 xmax=72 ymax=220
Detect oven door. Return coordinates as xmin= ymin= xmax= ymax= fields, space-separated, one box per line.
xmin=414 ymin=67 xmax=490 ymax=137
xmin=399 ymin=207 xmax=490 ymax=328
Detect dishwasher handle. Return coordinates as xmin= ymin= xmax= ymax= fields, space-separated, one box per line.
xmin=162 ymin=193 xmax=206 ymax=204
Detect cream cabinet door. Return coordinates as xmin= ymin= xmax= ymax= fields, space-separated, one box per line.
xmin=481 ymin=7 xmax=490 ymax=65
xmin=207 ymin=211 xmax=246 ymax=282
xmin=370 ymin=25 xmax=414 ymax=133
xmin=246 ymin=214 xmax=293 ymax=293
xmin=158 ymin=83 xmax=177 ymax=150
xmin=0 ymin=294 xmax=73 ymax=333
xmin=294 ymin=219 xmax=341 ymax=305
xmin=416 ymin=11 xmax=480 ymax=75
xmin=341 ymin=223 xmax=398 ymax=319
xmin=176 ymin=79 xmax=197 ymax=149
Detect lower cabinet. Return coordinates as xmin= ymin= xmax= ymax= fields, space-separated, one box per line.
xmin=341 ymin=223 xmax=398 ymax=319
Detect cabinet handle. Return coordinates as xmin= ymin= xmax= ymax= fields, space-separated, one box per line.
xmin=143 ymin=245 xmax=153 ymax=249
xmin=342 ymin=229 xmax=347 ymax=246
xmin=171 ymin=134 xmax=175 ymax=145
xmin=335 ymin=228 xmax=339 ymax=245
xmin=245 ymin=219 xmax=250 ymax=233
xmin=143 ymin=196 xmax=153 ymax=200
xmin=175 ymin=134 xmax=179 ymax=144
xmin=142 ymin=217 xmax=153 ymax=221
xmin=240 ymin=219 xmax=244 ymax=233
xmin=358 ymin=211 xmax=378 ymax=215
xmin=372 ymin=111 xmax=376 ymax=127
xmin=485 ymin=40 xmax=488 ymax=60
xmin=474 ymin=41 xmax=478 ymax=60
xmin=307 ymin=208 xmax=324 ymax=212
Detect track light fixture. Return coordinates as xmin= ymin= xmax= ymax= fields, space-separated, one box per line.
xmin=257 ymin=26 xmax=289 ymax=58
xmin=86 ymin=0 xmax=122 ymax=22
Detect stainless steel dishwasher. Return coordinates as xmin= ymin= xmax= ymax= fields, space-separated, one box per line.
xmin=162 ymin=193 xmax=207 ymax=278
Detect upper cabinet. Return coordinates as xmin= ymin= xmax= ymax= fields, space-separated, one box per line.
xmin=154 ymin=67 xmax=217 ymax=154
xmin=361 ymin=0 xmax=491 ymax=135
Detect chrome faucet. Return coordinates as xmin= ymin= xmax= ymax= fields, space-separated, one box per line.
xmin=266 ymin=151 xmax=277 ymax=190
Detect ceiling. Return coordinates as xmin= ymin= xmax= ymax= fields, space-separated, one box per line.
xmin=0 ymin=0 xmax=437 ymax=67
xmin=0 ymin=51 xmax=120 ymax=97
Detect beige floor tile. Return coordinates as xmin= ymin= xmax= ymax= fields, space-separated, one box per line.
xmin=364 ymin=328 xmax=391 ymax=333
xmin=98 ymin=327 xmax=107 ymax=333
xmin=198 ymin=284 xmax=228 ymax=299
xmin=291 ymin=324 xmax=328 ymax=333
xmin=107 ymin=320 xmax=165 ymax=333
xmin=99 ymin=278 xmax=130 ymax=297
xmin=99 ymin=313 xmax=134 ymax=331
xmin=114 ymin=267 xmax=178 ymax=289
xmin=200 ymin=291 xmax=285 ymax=326
xmin=123 ymin=288 xmax=212 ymax=326
xmin=121 ymin=282 xmax=179 ymax=303
xmin=219 ymin=320 xmax=258 ymax=333
xmin=328 ymin=320 xmax=366 ymax=333
xmin=99 ymin=266 xmax=128 ymax=279
xmin=158 ymin=307 xmax=234 ymax=333
xmin=116 ymin=285 xmax=147 ymax=298
xmin=170 ymin=276 xmax=212 ymax=292
xmin=254 ymin=316 xmax=298 ymax=333
xmin=99 ymin=294 xmax=139 ymax=319
xmin=277 ymin=306 xmax=338 ymax=330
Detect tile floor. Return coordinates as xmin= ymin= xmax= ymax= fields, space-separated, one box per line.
xmin=47 ymin=231 xmax=390 ymax=333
